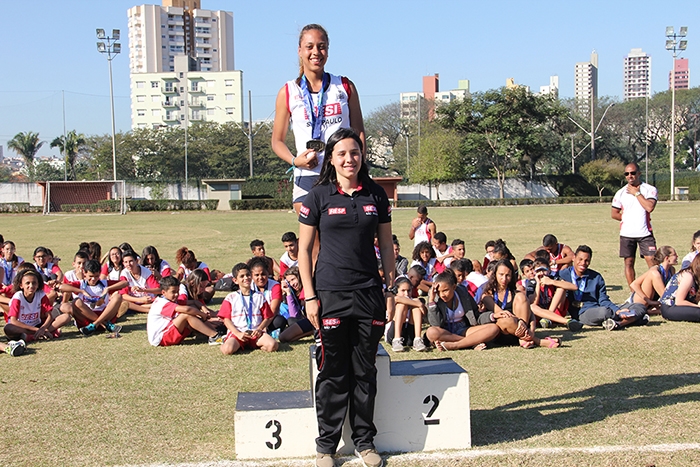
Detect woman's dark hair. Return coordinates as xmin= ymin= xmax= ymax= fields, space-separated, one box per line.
xmin=485 ymin=259 xmax=517 ymax=295
xmin=141 ymin=245 xmax=163 ymax=269
xmin=119 ymin=242 xmax=136 ymax=254
xmin=434 ymin=270 xmax=457 ymax=288
xmin=492 ymin=239 xmax=513 ymax=261
xmin=393 ymin=276 xmax=412 ymax=290
xmin=175 ymin=247 xmax=197 ymax=266
xmin=2 ymin=241 xmax=19 ymax=268
xmin=691 ymin=230 xmax=700 ymax=252
xmin=247 ymin=256 xmax=270 ymax=275
xmin=186 ymin=268 xmax=209 ymax=300
xmin=412 ymin=241 xmax=435 ymax=262
xmin=297 ymin=24 xmax=329 ymax=79
xmin=13 ymin=268 xmax=44 ymax=294
xmin=315 ymin=128 xmax=368 ymax=187
xmin=33 ymin=246 xmax=50 ymax=258
xmin=89 ymin=242 xmax=102 ymax=261
xmin=653 ymin=245 xmax=675 ymax=266
xmin=105 ymin=246 xmax=124 ymax=272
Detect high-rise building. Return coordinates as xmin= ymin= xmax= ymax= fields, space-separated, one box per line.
xmin=128 ymin=1 xmax=242 ymax=129
xmin=538 ymin=75 xmax=559 ymax=98
xmin=669 ymin=58 xmax=690 ymax=90
xmin=623 ymin=48 xmax=651 ymax=101
xmin=128 ymin=1 xmax=234 ymax=74
xmin=400 ymin=75 xmax=469 ymax=121
xmin=574 ymin=51 xmax=598 ymax=115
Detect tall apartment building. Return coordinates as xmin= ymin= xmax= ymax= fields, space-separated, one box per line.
xmin=128 ymin=0 xmax=234 ymax=73
xmin=574 ymin=51 xmax=598 ymax=115
xmin=400 ymin=75 xmax=469 ymax=121
xmin=538 ymin=75 xmax=559 ymax=97
xmin=130 ymin=55 xmax=243 ymax=129
xmin=128 ymin=0 xmax=243 ymax=128
xmin=623 ymin=48 xmax=651 ymax=101
xmin=669 ymin=58 xmax=690 ymax=90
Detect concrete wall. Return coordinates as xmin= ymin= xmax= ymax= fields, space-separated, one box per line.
xmin=0 ymin=183 xmax=44 ymax=206
xmin=398 ymin=178 xmax=558 ymax=201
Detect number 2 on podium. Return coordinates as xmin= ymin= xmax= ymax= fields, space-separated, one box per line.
xmin=423 ymin=394 xmax=440 ymax=425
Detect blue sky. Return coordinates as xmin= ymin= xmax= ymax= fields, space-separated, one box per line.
xmin=0 ymin=0 xmax=698 ymax=158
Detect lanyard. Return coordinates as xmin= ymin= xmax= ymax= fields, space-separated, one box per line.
xmin=1 ymin=260 xmax=12 ymax=285
xmin=241 ymin=292 xmax=254 ymax=329
xmin=494 ymin=289 xmax=509 ymax=309
xmin=659 ymin=265 xmax=670 ymax=284
xmin=299 ymin=73 xmax=329 ymax=140
xmin=571 ymin=268 xmax=586 ymax=301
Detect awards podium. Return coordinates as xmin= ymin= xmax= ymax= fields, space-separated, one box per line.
xmin=234 ymin=345 xmax=471 ymax=460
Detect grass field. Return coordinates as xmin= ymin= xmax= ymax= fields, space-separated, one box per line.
xmin=2 ymin=203 xmax=700 ymax=467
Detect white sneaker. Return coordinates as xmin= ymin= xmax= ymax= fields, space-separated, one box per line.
xmin=6 ymin=339 xmax=26 ymax=357
xmin=391 ymin=337 xmax=404 ymax=352
xmin=412 ymin=337 xmax=427 ymax=352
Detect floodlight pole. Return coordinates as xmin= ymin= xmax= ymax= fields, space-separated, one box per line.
xmin=666 ymin=26 xmax=688 ymax=200
xmin=96 ymin=28 xmax=120 ymax=181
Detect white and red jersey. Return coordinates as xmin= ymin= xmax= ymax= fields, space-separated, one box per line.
xmin=413 ymin=218 xmax=434 ymax=245
xmin=66 ymin=279 xmax=121 ymax=312
xmin=465 ymin=272 xmax=488 ymax=297
xmin=178 ymin=262 xmax=211 ymax=281
xmin=256 ymin=279 xmax=282 ymax=307
xmin=176 ymin=283 xmax=205 ymax=307
xmin=120 ymin=266 xmax=160 ymax=298
xmin=157 ymin=260 xmax=173 ymax=277
xmin=101 ymin=263 xmax=123 ymax=281
xmin=1 ymin=255 xmax=23 ymax=286
xmin=146 ymin=296 xmax=179 ymax=346
xmin=286 ymin=73 xmax=352 ymax=177
xmin=279 ymin=252 xmax=298 ymax=277
xmin=218 ymin=290 xmax=272 ymax=332
xmin=8 ymin=290 xmax=53 ymax=327
xmin=547 ymin=243 xmax=568 ymax=274
xmin=410 ymin=258 xmax=437 ymax=281
xmin=612 ymin=183 xmax=657 ymax=238
xmin=64 ymin=269 xmax=82 ymax=299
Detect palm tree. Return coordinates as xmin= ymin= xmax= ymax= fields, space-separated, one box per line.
xmin=51 ymin=130 xmax=85 ymax=181
xmin=7 ymin=131 xmax=44 ymax=181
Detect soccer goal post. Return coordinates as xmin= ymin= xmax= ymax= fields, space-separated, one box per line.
xmin=41 ymin=180 xmax=127 ymax=215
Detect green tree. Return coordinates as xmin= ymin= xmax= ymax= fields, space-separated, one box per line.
xmin=408 ymin=127 xmax=463 ymax=199
xmin=34 ymin=161 xmax=64 ymax=181
xmin=7 ymin=131 xmax=43 ymax=181
xmin=580 ymin=158 xmax=625 ymax=199
xmin=50 ymin=130 xmax=86 ymax=181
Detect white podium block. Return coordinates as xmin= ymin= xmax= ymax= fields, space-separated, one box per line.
xmin=234 ymin=390 xmax=317 ymax=459
xmin=234 ymin=345 xmax=470 ymax=460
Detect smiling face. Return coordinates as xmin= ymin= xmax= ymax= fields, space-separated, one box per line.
xmin=298 ymin=28 xmax=328 ymax=75
xmin=34 ymin=251 xmax=49 ymax=268
xmin=574 ymin=251 xmax=591 ymax=276
xmin=85 ymin=270 xmax=101 ymax=286
xmin=419 ymin=247 xmax=432 ymax=263
xmin=123 ymin=255 xmax=139 ymax=273
xmin=330 ymin=137 xmax=362 ymax=183
xmin=284 ymin=274 xmax=300 ymax=292
xmin=2 ymin=243 xmax=15 ymax=260
xmin=452 ymin=244 xmax=465 ymax=260
xmin=162 ymin=285 xmax=179 ymax=302
xmin=109 ymin=248 xmax=122 ymax=266
xmin=625 ymin=164 xmax=641 ymax=187
xmin=20 ymin=273 xmax=38 ymax=297
xmin=251 ymin=265 xmax=268 ymax=289
xmin=234 ymin=268 xmax=252 ymax=291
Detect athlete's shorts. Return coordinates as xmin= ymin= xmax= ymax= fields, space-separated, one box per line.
xmin=620 ymin=235 xmax=657 ymax=258
xmin=74 ymin=308 xmax=117 ymax=329
xmin=293 ymin=175 xmax=319 ymax=204
xmin=446 ymin=320 xmax=468 ymax=337
xmin=159 ymin=323 xmax=191 ymax=346
xmin=227 ymin=330 xmax=260 ymax=350
xmin=288 ymin=317 xmax=314 ymax=334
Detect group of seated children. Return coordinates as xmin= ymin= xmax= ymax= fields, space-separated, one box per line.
xmin=0 ymin=231 xmax=307 ymax=357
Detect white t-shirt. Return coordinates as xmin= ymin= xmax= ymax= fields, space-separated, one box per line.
xmin=413 ymin=218 xmax=433 ymax=246
xmin=466 ymin=271 xmax=488 ymax=288
xmin=612 ymin=183 xmax=657 ymax=238
xmin=410 ymin=258 xmax=437 ymax=280
xmin=1 ymin=256 xmax=23 ymax=286
xmin=681 ymin=250 xmax=698 ymax=269
xmin=147 ymin=296 xmax=178 ymax=346
xmin=120 ymin=266 xmax=159 ymax=298
xmin=446 ymin=295 xmax=465 ymax=323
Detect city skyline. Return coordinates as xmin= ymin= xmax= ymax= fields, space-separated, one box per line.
xmin=0 ymin=0 xmax=698 ymax=159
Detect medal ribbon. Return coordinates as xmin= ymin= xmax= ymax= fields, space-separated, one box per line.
xmin=299 ymin=73 xmax=329 ymax=140
xmin=241 ymin=292 xmax=254 ymax=329
xmin=571 ymin=268 xmax=586 ymax=302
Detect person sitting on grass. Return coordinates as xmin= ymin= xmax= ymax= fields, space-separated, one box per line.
xmin=279 ymin=232 xmax=299 ymax=277
xmin=218 ymin=263 xmax=278 ymax=355
xmin=393 ymin=235 xmax=409 ymax=278
xmin=517 ymin=258 xmax=536 ymax=296
xmin=62 ymin=251 xmax=89 ymax=298
xmin=560 ymin=245 xmax=646 ymax=331
xmin=680 ymin=230 xmax=700 ymax=269
xmin=56 ymin=260 xmax=127 ymax=336
xmin=119 ymin=250 xmax=160 ymax=313
xmin=175 ymin=247 xmax=214 ymax=303
xmin=140 ymin=245 xmax=172 ymax=281
xmin=0 ymin=241 xmax=24 ymax=287
xmin=101 ymin=246 xmax=124 ymax=281
xmin=388 ymin=276 xmax=427 ymax=352
xmin=4 ymin=269 xmax=70 ymax=342
xmin=278 ymin=266 xmax=315 ymax=343
xmin=659 ymin=254 xmax=700 ymax=323
xmin=426 ymin=271 xmax=500 ymax=351
xmin=248 ymin=257 xmax=287 ymax=336
xmin=177 ymin=269 xmax=217 ymax=317
xmin=630 ymin=245 xmax=678 ymax=315
xmin=481 ymin=259 xmax=561 ymax=349
xmin=410 ymin=241 xmax=437 ymax=284
xmin=451 ymin=239 xmax=466 ymax=262
xmin=249 ymin=239 xmax=280 ymax=281
xmin=524 ymin=234 xmax=575 ymax=275
xmin=529 ymin=258 xmax=583 ymax=331
xmin=33 ymin=246 xmax=63 ymax=301
xmin=431 ymin=232 xmax=454 ymax=273
xmin=147 ymin=275 xmax=224 ymax=347
xmin=406 ymin=264 xmax=430 ymax=296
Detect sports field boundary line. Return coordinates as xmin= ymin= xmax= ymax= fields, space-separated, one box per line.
xmin=128 ymin=442 xmax=700 ymax=467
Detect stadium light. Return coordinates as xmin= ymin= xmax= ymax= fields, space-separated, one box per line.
xmin=666 ymin=25 xmax=689 ymax=200
xmin=96 ymin=28 xmax=120 ymax=181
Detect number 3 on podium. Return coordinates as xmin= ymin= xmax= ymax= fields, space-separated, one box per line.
xmin=265 ymin=419 xmax=282 ymax=449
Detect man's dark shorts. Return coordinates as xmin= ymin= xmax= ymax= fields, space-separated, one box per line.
xmin=619 ymin=235 xmax=657 ymax=258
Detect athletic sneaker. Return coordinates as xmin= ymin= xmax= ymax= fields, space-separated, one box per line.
xmin=105 ymin=322 xmax=122 ymax=334
xmin=5 ymin=340 xmax=26 ymax=357
xmin=642 ymin=314 xmax=650 ymax=325
xmin=80 ymin=323 xmax=97 ymax=336
xmin=539 ymin=318 xmax=553 ymax=329
xmin=355 ymin=448 xmax=383 ymax=467
xmin=566 ymin=319 xmax=584 ymax=332
xmin=208 ymin=332 xmax=225 ymax=346
xmin=391 ymin=337 xmax=404 ymax=352
xmin=602 ymin=318 xmax=620 ymax=331
xmin=315 ymin=452 xmax=334 ymax=467
xmin=412 ymin=337 xmax=427 ymax=352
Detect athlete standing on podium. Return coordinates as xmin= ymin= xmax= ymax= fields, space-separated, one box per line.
xmin=271 ymin=23 xmax=365 ymax=213
xmin=298 ymin=128 xmax=393 ymax=467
